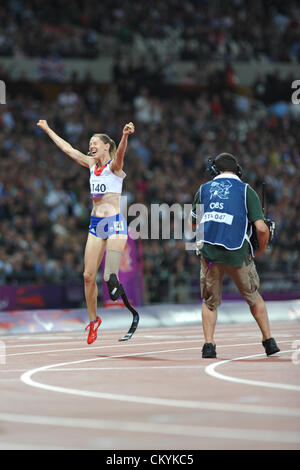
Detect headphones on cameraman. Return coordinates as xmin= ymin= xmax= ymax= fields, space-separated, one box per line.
xmin=207 ymin=155 xmax=243 ymax=178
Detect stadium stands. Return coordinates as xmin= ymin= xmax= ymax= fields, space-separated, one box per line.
xmin=0 ymin=1 xmax=299 ymax=305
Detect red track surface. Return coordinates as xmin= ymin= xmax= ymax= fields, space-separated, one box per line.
xmin=0 ymin=321 xmax=299 ymax=450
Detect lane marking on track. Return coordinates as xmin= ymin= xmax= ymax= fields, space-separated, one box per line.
xmin=0 ymin=412 xmax=299 ymax=444
xmin=205 ymin=350 xmax=300 ymax=391
xmin=2 ymin=336 xmax=201 ymax=349
xmin=1 ymin=322 xmax=298 ymax=344
xmin=1 ymin=339 xmax=294 ymax=358
xmin=1 ymin=339 xmax=207 ymax=358
xmin=19 ymin=347 xmax=300 ymax=418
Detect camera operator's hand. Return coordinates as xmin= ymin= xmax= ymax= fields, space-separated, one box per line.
xmin=253 ymin=219 xmax=269 ymax=255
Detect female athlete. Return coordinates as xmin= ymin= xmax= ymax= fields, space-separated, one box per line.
xmin=37 ymin=119 xmax=135 ymax=344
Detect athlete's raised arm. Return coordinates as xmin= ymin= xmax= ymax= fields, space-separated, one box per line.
xmin=110 ymin=122 xmax=135 ymax=174
xmin=37 ymin=119 xmax=90 ymax=168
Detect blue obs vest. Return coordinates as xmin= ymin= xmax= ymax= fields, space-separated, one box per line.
xmin=198 ymin=174 xmax=248 ymax=250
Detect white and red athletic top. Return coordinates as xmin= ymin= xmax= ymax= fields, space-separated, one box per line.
xmin=89 ymin=161 xmax=125 ymax=198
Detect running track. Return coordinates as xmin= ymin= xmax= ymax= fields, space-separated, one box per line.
xmin=0 ymin=321 xmax=299 ymax=450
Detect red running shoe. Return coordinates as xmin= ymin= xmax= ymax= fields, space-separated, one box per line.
xmin=85 ymin=316 xmax=102 ymax=344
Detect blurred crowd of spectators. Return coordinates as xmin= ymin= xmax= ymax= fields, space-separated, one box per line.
xmin=1 ymin=61 xmax=300 ymax=302
xmin=1 ymin=0 xmax=300 ymax=62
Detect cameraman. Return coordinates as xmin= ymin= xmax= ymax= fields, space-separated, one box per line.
xmin=191 ymin=153 xmax=280 ymax=358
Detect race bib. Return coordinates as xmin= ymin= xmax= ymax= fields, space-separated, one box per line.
xmin=90 ymin=181 xmax=107 ymax=194
xmin=201 ymin=211 xmax=234 ymax=225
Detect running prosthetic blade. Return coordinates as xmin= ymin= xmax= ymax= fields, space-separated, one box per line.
xmin=106 ymin=274 xmax=140 ymax=341
xmin=119 ymin=292 xmax=140 ymax=341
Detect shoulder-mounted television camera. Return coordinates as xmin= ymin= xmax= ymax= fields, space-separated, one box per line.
xmin=250 ymin=182 xmax=276 ymax=250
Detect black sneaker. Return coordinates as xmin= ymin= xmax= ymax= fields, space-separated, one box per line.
xmin=202 ymin=343 xmax=217 ymax=358
xmin=262 ymin=338 xmax=280 ymax=356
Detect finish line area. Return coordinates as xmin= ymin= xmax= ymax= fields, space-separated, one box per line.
xmin=0 ymin=301 xmax=300 ymax=450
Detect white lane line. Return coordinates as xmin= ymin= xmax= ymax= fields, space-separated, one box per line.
xmin=4 ymin=365 xmax=205 ymax=373
xmin=5 ymin=340 xmax=88 ymax=349
xmin=205 ymin=350 xmax=300 ymax=392
xmin=0 ymin=412 xmax=299 ymax=444
xmin=19 ymin=347 xmax=300 ymax=418
xmin=3 ymin=335 xmax=199 ymax=349
xmin=33 ymin=365 xmax=205 ymax=372
xmin=2 ymin=323 xmax=299 ymax=344
xmin=1 ymin=339 xmax=202 ymax=358
xmin=2 ymin=339 xmax=294 ymax=358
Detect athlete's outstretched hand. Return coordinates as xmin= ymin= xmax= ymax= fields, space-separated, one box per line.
xmin=123 ymin=122 xmax=135 ymax=135
xmin=37 ymin=120 xmax=50 ymax=133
